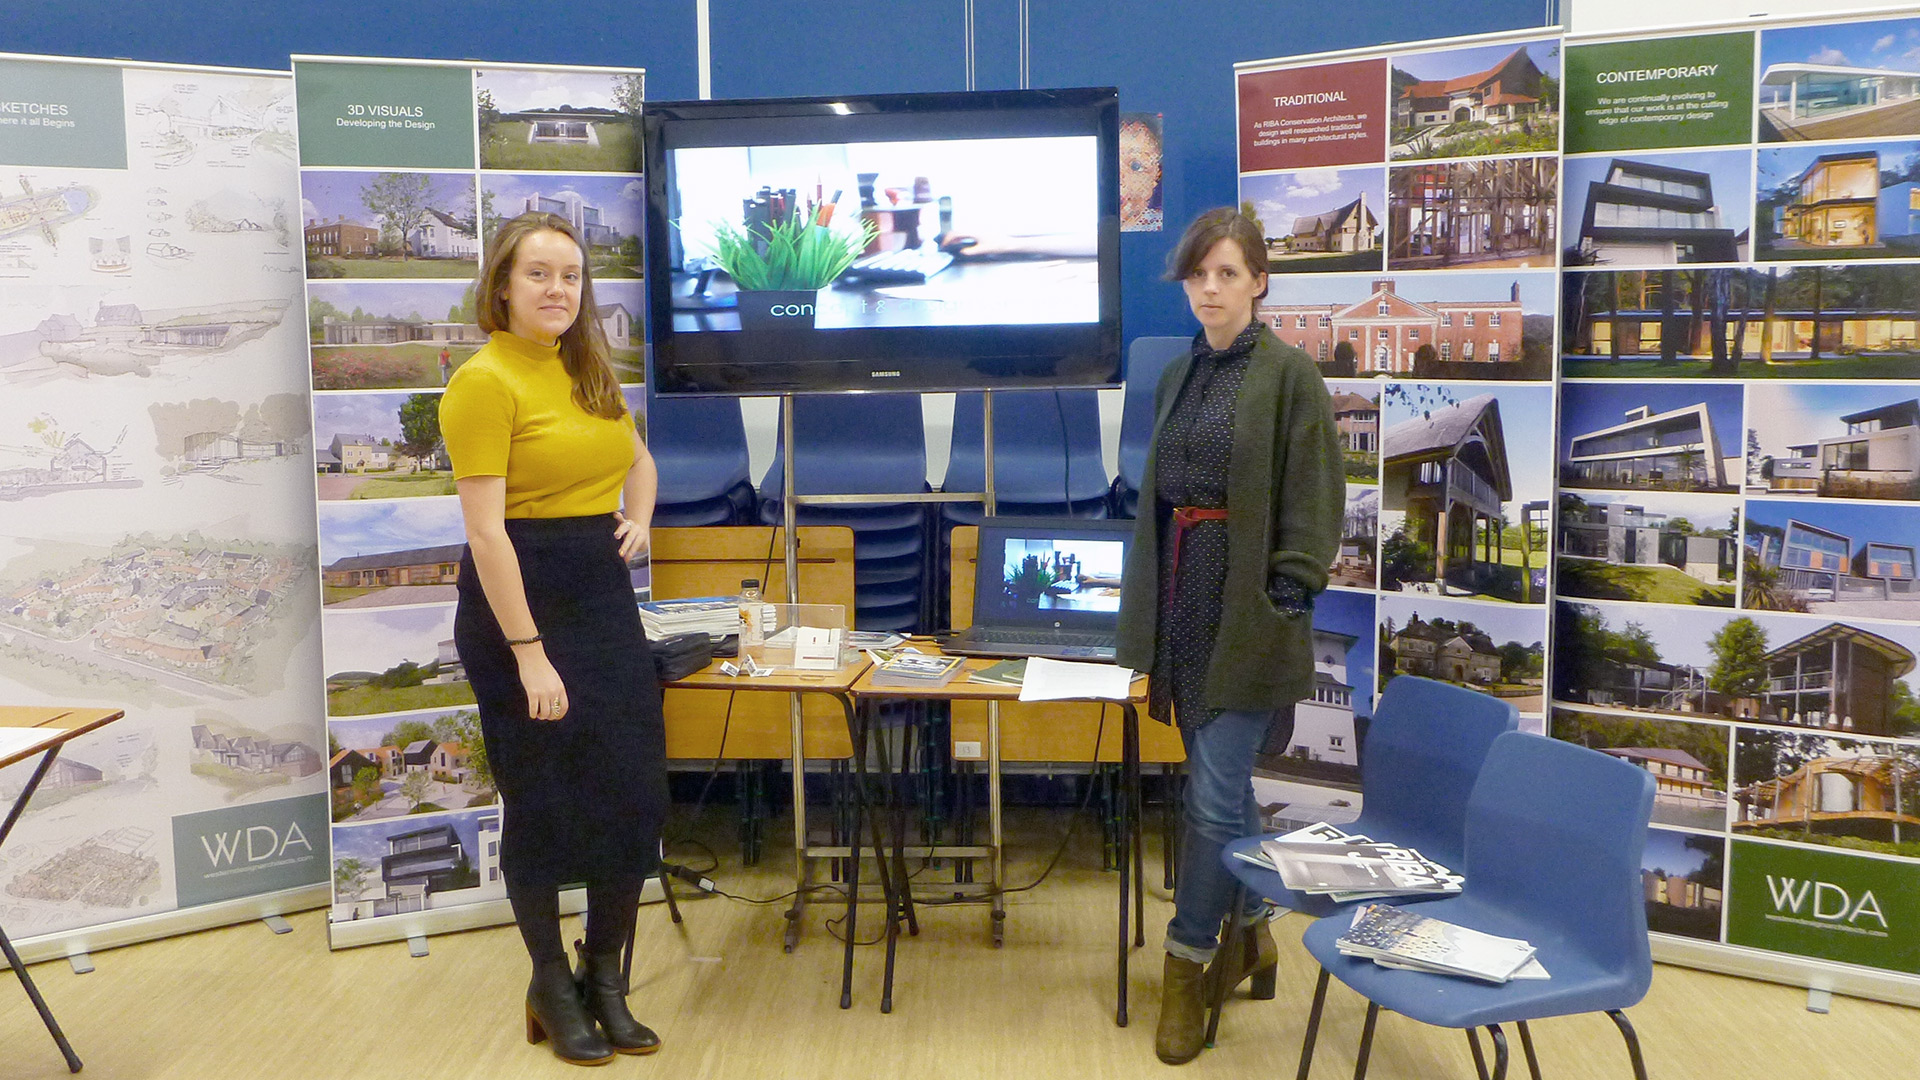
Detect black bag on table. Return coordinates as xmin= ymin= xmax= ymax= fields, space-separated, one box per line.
xmin=650 ymin=632 xmax=714 ymax=682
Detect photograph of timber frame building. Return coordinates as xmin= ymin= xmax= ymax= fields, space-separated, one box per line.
xmin=1260 ymin=278 xmax=1525 ymax=375
xmin=1387 ymin=156 xmax=1557 ymax=269
xmin=1732 ymin=746 xmax=1920 ymax=846
xmin=1381 ymin=393 xmax=1520 ymax=598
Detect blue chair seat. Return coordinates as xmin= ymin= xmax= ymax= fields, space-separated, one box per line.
xmin=943 ymin=389 xmax=1108 ymax=504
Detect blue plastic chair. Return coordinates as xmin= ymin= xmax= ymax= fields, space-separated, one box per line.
xmin=1293 ymin=731 xmax=1657 ymax=1080
xmin=645 ymin=385 xmax=753 ymax=509
xmin=1110 ymin=336 xmax=1188 ymax=518
xmin=943 ymin=389 xmax=1109 ymax=508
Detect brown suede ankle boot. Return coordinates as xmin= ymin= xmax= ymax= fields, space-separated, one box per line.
xmin=1155 ymin=953 xmax=1208 ymax=1064
xmin=1204 ymin=918 xmax=1280 ymax=1001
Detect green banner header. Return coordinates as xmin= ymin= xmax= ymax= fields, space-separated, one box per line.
xmin=1727 ymin=840 xmax=1920 ymax=976
xmin=1565 ymin=31 xmax=1754 ymax=153
xmin=0 ymin=59 xmax=127 ymax=168
xmin=295 ymin=62 xmax=475 ymax=169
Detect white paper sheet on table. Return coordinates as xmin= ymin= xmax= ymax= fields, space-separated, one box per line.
xmin=0 ymin=727 xmax=57 ymax=760
xmin=1017 ymin=657 xmax=1136 ymax=702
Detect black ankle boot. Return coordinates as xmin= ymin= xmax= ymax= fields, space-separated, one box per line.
xmin=581 ymin=950 xmax=661 ymax=1055
xmin=526 ymin=958 xmax=614 ymax=1066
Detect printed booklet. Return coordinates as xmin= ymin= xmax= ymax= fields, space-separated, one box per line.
xmin=1335 ymin=903 xmax=1541 ymax=984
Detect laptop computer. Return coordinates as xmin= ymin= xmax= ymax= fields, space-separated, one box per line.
xmin=942 ymin=516 xmax=1134 ymax=661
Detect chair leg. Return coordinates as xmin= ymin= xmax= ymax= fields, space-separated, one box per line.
xmin=1295 ymin=966 xmax=1330 ymax=1080
xmin=1468 ymin=1028 xmax=1491 ymax=1080
xmin=1516 ymin=1019 xmax=1541 ymax=1080
xmin=1204 ymin=883 xmax=1246 ymax=1047
xmin=1486 ymin=1025 xmax=1509 ymax=1080
xmin=1351 ymin=1001 xmax=1379 ymax=1080
xmin=1607 ymin=1010 xmax=1649 ymax=1080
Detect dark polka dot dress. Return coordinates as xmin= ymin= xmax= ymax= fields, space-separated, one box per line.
xmin=1149 ymin=321 xmax=1260 ymax=730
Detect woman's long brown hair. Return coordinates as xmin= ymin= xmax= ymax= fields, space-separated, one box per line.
xmin=475 ymin=211 xmax=627 ymax=420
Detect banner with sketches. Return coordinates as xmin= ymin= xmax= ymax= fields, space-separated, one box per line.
xmin=1236 ymin=29 xmax=1560 ymax=832
xmin=292 ymin=57 xmax=646 ymax=945
xmin=1555 ymin=8 xmax=1920 ymax=982
xmin=0 ymin=53 xmax=326 ymax=945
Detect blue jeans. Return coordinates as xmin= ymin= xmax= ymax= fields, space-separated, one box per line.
xmin=1165 ymin=708 xmax=1274 ymax=963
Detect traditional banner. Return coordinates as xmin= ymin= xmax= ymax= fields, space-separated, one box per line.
xmin=291 ymin=57 xmax=647 ymax=947
xmin=0 ymin=53 xmax=326 ymax=948
xmin=1555 ymin=8 xmax=1920 ymax=985
xmin=1237 ymin=28 xmax=1561 ymax=828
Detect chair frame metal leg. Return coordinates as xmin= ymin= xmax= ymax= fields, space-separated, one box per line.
xmin=1516 ymin=1019 xmax=1542 ymax=1080
xmin=1486 ymin=1025 xmax=1510 ymax=1080
xmin=1607 ymin=1009 xmax=1650 ymax=1080
xmin=1204 ymin=883 xmax=1246 ymax=1047
xmin=1468 ymin=1028 xmax=1491 ymax=1080
xmin=1295 ymin=966 xmax=1330 ymax=1080
xmin=1351 ymin=1000 xmax=1379 ymax=1080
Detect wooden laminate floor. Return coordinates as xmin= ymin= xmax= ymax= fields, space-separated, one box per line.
xmin=4 ymin=807 xmax=1918 ymax=1080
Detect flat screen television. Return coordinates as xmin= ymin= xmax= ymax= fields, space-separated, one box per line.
xmin=640 ymin=88 xmax=1121 ymax=396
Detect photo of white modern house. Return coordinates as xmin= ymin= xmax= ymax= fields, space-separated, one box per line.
xmin=1559 ymin=382 xmax=1742 ymax=494
xmin=1251 ymin=589 xmax=1375 ymax=831
xmin=328 ymin=807 xmax=503 ymax=923
xmin=1747 ymin=383 xmax=1920 ymax=501
xmin=1557 ymin=489 xmax=1739 ymax=607
xmin=1759 ymin=17 xmax=1920 ymax=142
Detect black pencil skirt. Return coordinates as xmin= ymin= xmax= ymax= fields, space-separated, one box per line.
xmin=454 ymin=515 xmax=667 ymax=887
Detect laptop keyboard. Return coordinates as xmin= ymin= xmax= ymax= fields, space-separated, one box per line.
xmin=968 ymin=627 xmax=1114 ymax=647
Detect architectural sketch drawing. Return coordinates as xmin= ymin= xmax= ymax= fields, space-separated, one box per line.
xmin=132 ymin=83 xmax=298 ymax=169
xmin=0 ymin=297 xmax=290 ymax=381
xmin=0 ymin=176 xmax=96 ymax=251
xmin=2 ymin=827 xmax=160 ymax=909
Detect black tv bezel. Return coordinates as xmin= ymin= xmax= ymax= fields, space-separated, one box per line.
xmin=640 ymin=87 xmax=1122 ymax=397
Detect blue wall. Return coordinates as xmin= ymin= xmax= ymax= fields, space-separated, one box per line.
xmin=4 ymin=0 xmax=1547 ymax=346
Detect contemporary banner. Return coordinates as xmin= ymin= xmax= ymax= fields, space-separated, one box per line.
xmin=0 ymin=53 xmax=327 ymax=954
xmin=291 ymin=56 xmax=648 ymax=948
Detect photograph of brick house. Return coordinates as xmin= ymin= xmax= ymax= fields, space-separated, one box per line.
xmin=1556 ymin=490 xmax=1738 ymax=607
xmin=1559 ymin=382 xmax=1742 ymax=494
xmin=1744 ymin=499 xmax=1920 ymax=618
xmin=1258 ymin=273 xmax=1552 ymax=379
xmin=1756 ymin=141 xmax=1920 ymax=259
xmin=1563 ymin=150 xmax=1751 ymax=266
xmin=1747 ymin=383 xmax=1920 ymax=501
xmin=1387 ymin=155 xmax=1558 ymax=270
xmin=1239 ymin=166 xmax=1385 ymax=274
xmin=300 ymin=170 xmax=479 ymax=278
xmin=1733 ymin=730 xmax=1920 ymax=858
xmin=319 ymin=498 xmax=467 ymax=608
xmin=1389 ymin=38 xmax=1559 ymax=159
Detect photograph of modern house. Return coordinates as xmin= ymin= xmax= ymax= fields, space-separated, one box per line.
xmin=1759 ymin=17 xmax=1920 ymax=142
xmin=1387 ymin=155 xmax=1557 ymax=270
xmin=1258 ymin=272 xmax=1553 ymax=380
xmin=1380 ymin=383 xmax=1554 ymax=603
xmin=329 ymin=809 xmax=502 ymax=922
xmin=1637 ymin=826 xmax=1724 ymax=940
xmin=1559 ymin=382 xmax=1741 ymax=493
xmin=323 ymin=603 xmax=471 ymax=717
xmin=1239 ymin=167 xmax=1384 ymax=273
xmin=1377 ymin=592 xmax=1544 ymax=713
xmin=1388 ymin=38 xmax=1559 ymax=159
xmin=1732 ymin=731 xmax=1920 ymax=856
xmin=307 ymin=280 xmax=483 ymax=391
xmin=1746 ymin=382 xmax=1920 ymax=501
xmin=1555 ymin=600 xmax=1920 ymax=737
xmin=1562 ymin=264 xmax=1920 ymax=379
xmin=1562 ymin=150 xmax=1751 ymax=266
xmin=1557 ymin=490 xmax=1738 ymax=607
xmin=326 ymin=708 xmax=492 ymax=823
xmin=1552 ymin=708 xmax=1732 ymax=831
xmin=319 ymin=497 xmax=467 ymax=609
xmin=1331 ymin=485 xmax=1378 ymax=590
xmin=300 ymin=170 xmax=479 ymax=278
xmin=1743 ymin=499 xmax=1920 ymax=619
xmin=1251 ymin=589 xmax=1375 ymax=831
xmin=1756 ymin=140 xmax=1920 ymax=259
xmin=476 ymin=67 xmax=643 ymax=172
xmin=480 ymin=173 xmax=643 ymax=277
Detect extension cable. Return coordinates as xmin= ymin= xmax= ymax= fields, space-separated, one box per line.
xmin=662 ymin=863 xmax=716 ymax=893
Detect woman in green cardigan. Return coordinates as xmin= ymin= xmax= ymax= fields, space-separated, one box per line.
xmin=1113 ymin=208 xmax=1343 ymax=1064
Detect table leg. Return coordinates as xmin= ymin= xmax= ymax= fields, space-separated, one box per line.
xmin=0 ymin=747 xmax=83 ymax=1073
xmin=785 ymin=691 xmax=807 ymax=953
xmin=840 ymin=699 xmax=869 ymax=1009
xmin=1131 ymin=720 xmax=1144 ymax=948
xmin=1116 ymin=704 xmax=1139 ymax=1026
xmin=988 ymin=699 xmax=1005 ymax=947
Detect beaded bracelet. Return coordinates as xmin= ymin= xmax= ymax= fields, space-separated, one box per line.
xmin=504 ymin=633 xmax=544 ymax=647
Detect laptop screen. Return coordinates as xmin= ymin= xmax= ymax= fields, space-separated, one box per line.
xmin=973 ymin=517 xmax=1133 ymax=631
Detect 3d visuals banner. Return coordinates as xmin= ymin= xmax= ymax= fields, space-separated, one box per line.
xmin=291 ymin=57 xmax=647 ymax=947
xmin=1235 ymin=27 xmax=1561 ymax=836
xmin=1554 ymin=9 xmax=1920 ymax=983
xmin=0 ymin=54 xmax=328 ymax=947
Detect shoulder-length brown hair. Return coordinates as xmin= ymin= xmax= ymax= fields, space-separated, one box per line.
xmin=475 ymin=212 xmax=627 ymax=420
xmin=1164 ymin=208 xmax=1270 ymax=317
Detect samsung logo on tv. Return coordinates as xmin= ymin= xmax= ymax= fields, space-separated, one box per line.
xmin=870 ymin=370 xmax=901 ymax=378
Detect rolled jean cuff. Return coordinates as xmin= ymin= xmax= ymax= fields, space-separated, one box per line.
xmin=1164 ymin=937 xmax=1216 ymax=965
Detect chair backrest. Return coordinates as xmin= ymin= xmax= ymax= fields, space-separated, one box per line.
xmin=1116 ymin=336 xmax=1189 ymax=490
xmin=645 ymin=384 xmax=752 ymax=504
xmin=1349 ymin=676 xmax=1518 ymax=870
xmin=944 ymin=389 xmax=1108 ymax=503
xmin=758 ymin=393 xmax=927 ymax=500
xmin=1464 ymin=731 xmax=1655 ymax=987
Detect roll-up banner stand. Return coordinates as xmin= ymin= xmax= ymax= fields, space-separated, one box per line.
xmin=0 ymin=52 xmax=329 ymax=963
xmin=1243 ymin=8 xmax=1920 ymax=1008
xmin=290 ymin=56 xmax=652 ymax=950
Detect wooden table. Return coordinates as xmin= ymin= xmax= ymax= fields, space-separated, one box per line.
xmin=1 ymin=705 xmax=125 ymax=1073
xmin=847 ymin=656 xmax=1149 ymax=1025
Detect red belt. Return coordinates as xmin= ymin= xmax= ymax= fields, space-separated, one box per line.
xmin=1168 ymin=506 xmax=1229 ymax=593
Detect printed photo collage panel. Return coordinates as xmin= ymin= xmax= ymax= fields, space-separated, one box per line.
xmin=1556 ymin=12 xmax=1920 ymax=975
xmin=1236 ymin=30 xmax=1561 ymax=832
xmin=293 ymin=59 xmax=647 ymax=927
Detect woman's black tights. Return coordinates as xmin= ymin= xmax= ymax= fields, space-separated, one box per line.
xmin=506 ymin=874 xmax=647 ymax=965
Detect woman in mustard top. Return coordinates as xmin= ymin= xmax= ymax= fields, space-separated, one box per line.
xmin=441 ymin=212 xmax=666 ymax=1066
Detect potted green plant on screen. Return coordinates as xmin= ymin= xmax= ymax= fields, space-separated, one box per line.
xmin=701 ymin=216 xmax=877 ymax=331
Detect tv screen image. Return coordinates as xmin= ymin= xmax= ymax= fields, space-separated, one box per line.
xmin=642 ymin=88 xmax=1120 ymax=395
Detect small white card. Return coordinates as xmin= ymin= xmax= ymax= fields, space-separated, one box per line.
xmin=791 ymin=626 xmax=842 ymax=670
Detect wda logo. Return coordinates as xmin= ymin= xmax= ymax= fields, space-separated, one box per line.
xmin=199 ymin=822 xmax=315 ymax=867
xmin=1766 ymin=875 xmax=1888 ymax=929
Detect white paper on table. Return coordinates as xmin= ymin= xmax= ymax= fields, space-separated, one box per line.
xmin=0 ymin=727 xmax=57 ymax=759
xmin=1017 ymin=657 xmax=1136 ymax=702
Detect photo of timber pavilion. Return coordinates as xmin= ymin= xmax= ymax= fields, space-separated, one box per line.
xmin=1560 ymin=265 xmax=1920 ymax=379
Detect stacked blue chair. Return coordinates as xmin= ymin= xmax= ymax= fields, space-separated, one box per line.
xmin=758 ymin=393 xmax=931 ymax=633
xmin=644 ymin=385 xmax=755 ymax=527
xmin=1110 ymin=336 xmax=1190 ymax=518
xmin=1294 ymin=731 xmax=1658 ymax=1080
